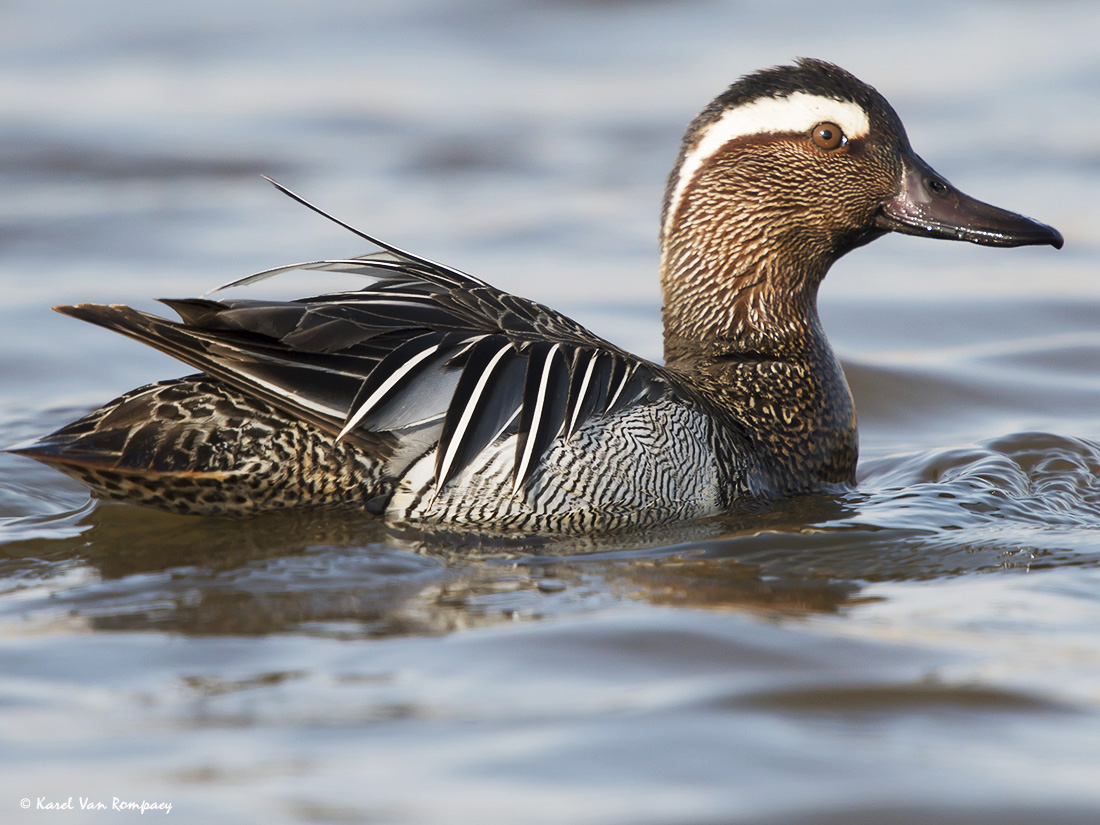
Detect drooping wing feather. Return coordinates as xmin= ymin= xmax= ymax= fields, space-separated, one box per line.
xmin=53 ymin=183 xmax=684 ymax=491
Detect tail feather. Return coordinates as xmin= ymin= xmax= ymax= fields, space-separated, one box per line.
xmin=51 ymin=303 xmax=387 ymax=455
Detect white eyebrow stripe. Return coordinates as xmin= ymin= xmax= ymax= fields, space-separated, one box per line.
xmin=663 ymin=93 xmax=871 ymax=238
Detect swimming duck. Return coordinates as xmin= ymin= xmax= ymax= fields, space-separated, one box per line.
xmin=12 ymin=59 xmax=1062 ymax=531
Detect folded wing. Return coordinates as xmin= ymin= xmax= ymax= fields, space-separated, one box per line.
xmin=57 ymin=199 xmax=678 ymax=493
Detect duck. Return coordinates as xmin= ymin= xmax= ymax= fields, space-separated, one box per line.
xmin=10 ymin=58 xmax=1063 ymax=532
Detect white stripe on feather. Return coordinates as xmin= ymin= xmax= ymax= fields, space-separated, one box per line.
xmin=336 ymin=343 xmax=442 ymax=442
xmin=331 ymin=298 xmax=441 ymax=310
xmin=233 ymin=371 xmax=346 ymax=419
xmin=447 ymin=334 xmax=490 ymax=362
xmin=202 ymin=254 xmax=446 ymax=298
xmin=567 ymin=351 xmax=600 ymax=435
xmin=512 ymin=343 xmax=562 ymax=495
xmin=392 ymin=411 xmax=446 ymax=430
xmin=604 ymin=361 xmax=635 ymax=412
xmin=433 ymin=341 xmax=514 ymax=490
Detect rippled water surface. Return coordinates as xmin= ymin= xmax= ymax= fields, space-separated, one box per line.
xmin=3 ymin=2 xmax=1100 ymax=823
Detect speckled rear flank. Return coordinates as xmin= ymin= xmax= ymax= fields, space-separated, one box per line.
xmin=15 ymin=377 xmax=389 ymax=516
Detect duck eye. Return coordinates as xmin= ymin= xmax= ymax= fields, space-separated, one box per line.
xmin=811 ymin=122 xmax=845 ymax=151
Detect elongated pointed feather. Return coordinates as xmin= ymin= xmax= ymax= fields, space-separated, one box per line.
xmin=513 ymin=343 xmax=568 ymax=494
xmin=605 ymin=360 xmax=637 ymax=412
xmin=260 ymin=176 xmax=487 ymax=286
xmin=52 ymin=304 xmax=392 ymax=453
xmin=434 ymin=339 xmax=516 ymax=489
xmin=564 ymin=349 xmax=600 ymax=437
xmin=436 ymin=358 xmax=525 ymax=489
xmin=338 ymin=336 xmax=445 ymax=441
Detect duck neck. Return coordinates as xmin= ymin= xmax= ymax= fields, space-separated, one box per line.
xmin=659 ymin=227 xmax=857 ymax=491
xmin=660 ymin=221 xmax=827 ymax=358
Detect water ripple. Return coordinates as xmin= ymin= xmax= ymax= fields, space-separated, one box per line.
xmin=860 ymin=431 xmax=1100 ymax=530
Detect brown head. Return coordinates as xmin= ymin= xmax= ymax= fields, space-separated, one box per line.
xmin=660 ymin=58 xmax=1063 ymax=360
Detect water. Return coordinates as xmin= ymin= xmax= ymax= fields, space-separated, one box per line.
xmin=2 ymin=1 xmax=1100 ymax=822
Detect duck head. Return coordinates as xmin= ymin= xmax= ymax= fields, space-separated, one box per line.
xmin=660 ymin=58 xmax=1062 ymax=355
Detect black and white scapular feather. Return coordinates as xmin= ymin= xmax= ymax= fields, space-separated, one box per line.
xmin=189 ymin=181 xmax=671 ymax=489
